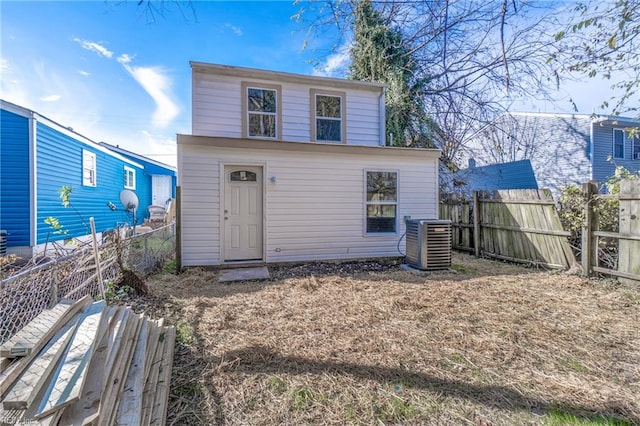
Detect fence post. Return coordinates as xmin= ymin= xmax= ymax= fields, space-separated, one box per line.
xmin=473 ymin=191 xmax=480 ymax=257
xmin=618 ymin=178 xmax=640 ymax=284
xmin=175 ymin=186 xmax=182 ymax=274
xmin=582 ymin=182 xmax=597 ymax=276
xmin=49 ymin=263 xmax=59 ymax=308
xmin=90 ymin=217 xmax=106 ymax=301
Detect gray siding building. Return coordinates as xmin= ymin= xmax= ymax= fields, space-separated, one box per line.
xmin=460 ymin=112 xmax=640 ymax=194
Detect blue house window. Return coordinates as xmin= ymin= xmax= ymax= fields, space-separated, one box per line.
xmin=82 ymin=150 xmax=96 ymax=187
xmin=613 ymin=129 xmax=625 ymax=159
xmin=633 ymin=134 xmax=640 ymax=160
xmin=124 ymin=166 xmax=136 ymax=189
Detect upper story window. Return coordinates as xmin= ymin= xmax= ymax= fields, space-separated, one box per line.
xmin=242 ymin=82 xmax=281 ymax=139
xmin=82 ymin=150 xmax=96 ymax=187
xmin=311 ymin=89 xmax=346 ymax=143
xmin=365 ymin=171 xmax=397 ymax=234
xmin=613 ymin=129 xmax=625 ymax=159
xmin=124 ymin=166 xmax=136 ymax=189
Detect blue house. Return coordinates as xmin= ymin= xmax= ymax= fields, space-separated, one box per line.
xmin=99 ymin=142 xmax=176 ymax=209
xmin=0 ymin=99 xmax=164 ymax=257
xmin=459 ymin=112 xmax=640 ymax=194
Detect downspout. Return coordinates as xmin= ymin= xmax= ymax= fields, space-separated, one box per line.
xmin=29 ymin=113 xmax=37 ymax=253
xmin=436 ymin=154 xmax=441 ymax=219
xmin=379 ymin=87 xmax=386 ymax=146
xmin=589 ymin=120 xmax=594 ymax=180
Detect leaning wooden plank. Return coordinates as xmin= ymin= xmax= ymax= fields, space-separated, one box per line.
xmin=0 ymin=360 xmax=22 ymax=399
xmin=34 ymin=301 xmax=105 ymax=419
xmin=2 ymin=319 xmax=78 ymax=410
xmin=143 ymin=319 xmax=164 ymax=384
xmin=1 ymin=357 xmax=16 ymax=375
xmin=140 ymin=322 xmax=162 ymax=426
xmin=140 ymin=324 xmax=167 ymax=426
xmin=0 ymin=406 xmax=24 ymax=425
xmin=98 ymin=314 xmax=142 ymax=426
xmin=0 ymin=303 xmax=70 ymax=359
xmin=1 ymin=296 xmax=92 ymax=399
xmin=106 ymin=314 xmax=147 ymax=426
xmin=101 ymin=308 xmax=131 ymax=390
xmin=114 ymin=319 xmax=150 ymax=426
xmin=100 ymin=315 xmax=142 ymax=426
xmin=0 ymin=296 xmax=92 ymax=359
xmin=149 ymin=326 xmax=175 ymax=426
xmin=17 ymin=410 xmax=62 ymax=426
xmin=57 ymin=307 xmax=114 ymax=426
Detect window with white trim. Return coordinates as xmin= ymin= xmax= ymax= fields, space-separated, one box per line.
xmin=366 ymin=171 xmax=397 ymax=233
xmin=633 ymin=134 xmax=640 ymax=160
xmin=124 ymin=166 xmax=136 ymax=189
xmin=82 ymin=150 xmax=96 ymax=187
xmin=311 ymin=89 xmax=345 ymax=143
xmin=613 ymin=129 xmax=625 ymax=159
xmin=315 ymin=95 xmax=342 ymax=141
xmin=247 ymin=86 xmax=277 ymax=138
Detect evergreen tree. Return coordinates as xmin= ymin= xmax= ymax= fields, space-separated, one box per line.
xmin=349 ymin=0 xmax=435 ymax=147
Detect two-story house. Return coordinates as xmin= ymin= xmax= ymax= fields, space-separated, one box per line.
xmin=177 ymin=62 xmax=441 ymax=266
xmin=459 ymin=112 xmax=640 ymax=195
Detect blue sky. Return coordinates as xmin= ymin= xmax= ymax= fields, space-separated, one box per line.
xmin=1 ymin=1 xmax=333 ymax=167
xmin=0 ymin=1 xmax=623 ymax=167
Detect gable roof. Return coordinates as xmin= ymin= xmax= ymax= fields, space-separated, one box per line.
xmin=190 ymin=61 xmax=386 ymax=93
xmin=472 ymin=111 xmax=640 ymax=141
xmin=1 ymin=99 xmax=143 ymax=168
xmin=99 ymin=142 xmax=176 ymax=175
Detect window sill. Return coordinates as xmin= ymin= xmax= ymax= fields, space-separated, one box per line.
xmin=364 ymin=232 xmax=398 ymax=237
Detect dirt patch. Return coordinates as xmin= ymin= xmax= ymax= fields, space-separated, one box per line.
xmin=133 ymin=253 xmax=639 ymax=425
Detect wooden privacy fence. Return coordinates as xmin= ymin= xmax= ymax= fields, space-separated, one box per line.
xmin=441 ymin=189 xmax=577 ymax=269
xmin=583 ymin=179 xmax=640 ymax=284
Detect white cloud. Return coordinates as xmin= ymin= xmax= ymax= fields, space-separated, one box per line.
xmin=73 ymin=38 xmax=113 ymax=58
xmin=313 ymin=41 xmax=352 ymax=77
xmin=78 ymin=70 xmax=91 ymax=76
xmin=40 ymin=94 xmax=61 ymax=102
xmin=117 ymin=53 xmax=134 ymax=64
xmin=224 ymin=23 xmax=243 ymax=36
xmin=120 ymin=63 xmax=180 ymax=128
xmin=0 ymin=58 xmax=31 ymax=108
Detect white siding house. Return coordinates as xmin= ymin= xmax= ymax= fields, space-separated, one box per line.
xmin=178 ymin=62 xmax=441 ymax=266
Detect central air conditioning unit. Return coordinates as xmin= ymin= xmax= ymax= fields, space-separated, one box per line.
xmin=405 ymin=219 xmax=452 ymax=270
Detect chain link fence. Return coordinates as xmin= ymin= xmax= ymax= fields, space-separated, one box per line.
xmin=0 ymin=223 xmax=175 ymax=345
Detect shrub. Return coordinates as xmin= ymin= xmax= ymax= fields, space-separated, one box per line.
xmin=557 ymin=166 xmax=639 ymax=267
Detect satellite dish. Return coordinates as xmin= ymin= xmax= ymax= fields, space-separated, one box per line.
xmin=119 ymin=190 xmax=139 ymax=211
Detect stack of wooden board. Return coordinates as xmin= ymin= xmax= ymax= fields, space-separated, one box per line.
xmin=0 ymin=296 xmax=175 ymax=425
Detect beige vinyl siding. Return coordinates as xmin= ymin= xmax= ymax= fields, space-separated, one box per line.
xmin=177 ymin=149 xmax=221 ymax=265
xmin=346 ymin=93 xmax=381 ymax=146
xmin=193 ymin=71 xmax=383 ymax=146
xmin=178 ymin=139 xmax=438 ymax=266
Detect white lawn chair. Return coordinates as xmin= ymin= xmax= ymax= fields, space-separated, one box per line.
xmin=148 ymin=199 xmax=172 ymax=223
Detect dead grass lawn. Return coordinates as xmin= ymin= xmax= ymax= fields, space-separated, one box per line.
xmin=145 ymin=253 xmax=640 ymax=425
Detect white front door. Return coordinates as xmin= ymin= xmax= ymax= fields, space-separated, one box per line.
xmin=152 ymin=175 xmax=172 ymax=205
xmin=224 ymin=166 xmax=263 ymax=261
